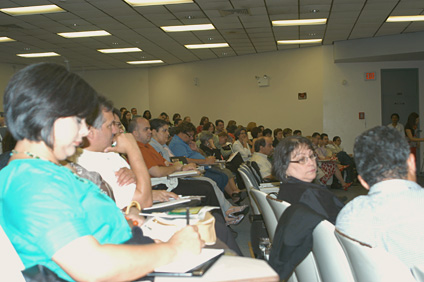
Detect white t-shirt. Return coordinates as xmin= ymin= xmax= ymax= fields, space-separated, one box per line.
xmin=76 ymin=149 xmax=135 ymax=209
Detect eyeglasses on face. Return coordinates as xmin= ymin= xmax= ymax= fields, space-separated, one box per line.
xmin=290 ymin=154 xmax=317 ymax=165
xmin=184 ymin=132 xmax=194 ymax=138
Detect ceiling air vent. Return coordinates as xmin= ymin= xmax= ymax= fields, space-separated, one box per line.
xmin=219 ymin=9 xmax=251 ymax=17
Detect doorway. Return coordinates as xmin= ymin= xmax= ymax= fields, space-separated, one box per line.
xmin=381 ymin=68 xmax=419 ymax=170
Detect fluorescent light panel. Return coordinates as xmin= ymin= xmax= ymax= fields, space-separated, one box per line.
xmin=277 ymin=39 xmax=322 ymax=44
xmin=58 ymin=30 xmax=111 ymax=38
xmin=17 ymin=52 xmax=60 ymax=58
xmin=386 ymin=15 xmax=424 ymax=22
xmin=127 ymin=60 xmax=164 ymax=64
xmin=98 ymin=47 xmax=142 ymax=53
xmin=0 ymin=5 xmax=64 ymax=16
xmin=161 ymin=24 xmax=214 ymax=32
xmin=0 ymin=37 xmax=15 ymax=42
xmin=185 ymin=43 xmax=229 ymax=49
xmin=124 ymin=0 xmax=193 ymax=6
xmin=272 ymin=18 xmax=327 ymax=26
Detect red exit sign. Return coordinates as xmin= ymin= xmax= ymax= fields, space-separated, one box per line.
xmin=365 ymin=72 xmax=376 ymax=81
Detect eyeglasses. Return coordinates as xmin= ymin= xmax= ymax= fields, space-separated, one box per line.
xmin=290 ymin=154 xmax=317 ymax=165
xmin=184 ymin=132 xmax=194 ymax=138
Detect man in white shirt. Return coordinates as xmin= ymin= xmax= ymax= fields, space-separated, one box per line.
xmin=387 ymin=113 xmax=404 ymax=133
xmin=251 ymin=137 xmax=274 ymax=180
xmin=74 ymin=97 xmax=173 ymax=209
xmin=336 ymin=126 xmax=424 ymax=269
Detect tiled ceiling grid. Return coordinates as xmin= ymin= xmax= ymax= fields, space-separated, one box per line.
xmin=0 ymin=0 xmax=422 ymax=70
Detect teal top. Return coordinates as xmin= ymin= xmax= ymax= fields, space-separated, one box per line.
xmin=0 ymin=159 xmax=132 ymax=281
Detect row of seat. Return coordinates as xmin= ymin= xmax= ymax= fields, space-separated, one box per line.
xmin=238 ymin=163 xmax=422 ymax=282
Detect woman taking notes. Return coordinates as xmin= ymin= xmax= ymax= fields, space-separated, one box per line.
xmin=0 ymin=63 xmax=203 ymax=281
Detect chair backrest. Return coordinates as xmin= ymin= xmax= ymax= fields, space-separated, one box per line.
xmin=0 ymin=225 xmax=25 ymax=281
xmin=250 ymin=189 xmax=278 ymax=242
xmin=240 ymin=164 xmax=260 ymax=189
xmin=312 ymin=221 xmax=354 ymax=282
xmin=266 ymin=194 xmax=291 ymax=220
xmin=335 ymin=230 xmax=416 ymax=282
xmin=246 ymin=161 xmax=262 ymax=184
xmin=238 ymin=166 xmax=261 ymax=215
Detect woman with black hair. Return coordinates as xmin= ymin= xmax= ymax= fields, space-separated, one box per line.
xmin=121 ymin=110 xmax=132 ymax=131
xmin=273 ymin=136 xmax=344 ymax=224
xmin=142 ymin=110 xmax=152 ymax=120
xmin=405 ymin=112 xmax=424 ymax=160
xmin=0 ymin=63 xmax=202 ymax=282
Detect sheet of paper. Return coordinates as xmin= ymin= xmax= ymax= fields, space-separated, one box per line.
xmin=154 ymin=248 xmax=224 ymax=273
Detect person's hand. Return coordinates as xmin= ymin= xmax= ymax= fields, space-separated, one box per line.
xmin=204 ymin=156 xmax=216 ymax=165
xmin=125 ymin=207 xmax=145 ymax=227
xmin=171 ymin=162 xmax=183 ymax=171
xmin=182 ymin=163 xmax=197 ymax=171
xmin=115 ymin=167 xmax=136 ymax=186
xmin=152 ymin=190 xmax=178 ymax=202
xmin=188 ymin=141 xmax=199 ymax=151
xmin=168 ymin=226 xmax=204 ymax=257
xmin=104 ymin=133 xmax=138 ymax=155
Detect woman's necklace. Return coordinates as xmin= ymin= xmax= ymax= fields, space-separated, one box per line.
xmin=10 ymin=150 xmax=60 ymax=165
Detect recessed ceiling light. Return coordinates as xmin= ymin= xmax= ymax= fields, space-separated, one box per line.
xmin=127 ymin=60 xmax=164 ymax=64
xmin=386 ymin=15 xmax=424 ymax=22
xmin=0 ymin=5 xmax=65 ymax=16
xmin=123 ymin=0 xmax=193 ymax=6
xmin=17 ymin=52 xmax=60 ymax=58
xmin=185 ymin=43 xmax=229 ymax=49
xmin=277 ymin=39 xmax=322 ymax=44
xmin=272 ymin=18 xmax=327 ymax=26
xmin=0 ymin=37 xmax=15 ymax=42
xmin=310 ymin=9 xmax=319 ymax=13
xmin=98 ymin=47 xmax=142 ymax=53
xmin=161 ymin=24 xmax=215 ymax=32
xmin=58 ymin=30 xmax=111 ymax=38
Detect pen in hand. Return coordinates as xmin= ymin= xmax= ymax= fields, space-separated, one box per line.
xmin=186 ymin=207 xmax=190 ymax=226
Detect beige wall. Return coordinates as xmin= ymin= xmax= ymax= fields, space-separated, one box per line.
xmin=148 ymin=46 xmax=324 ymax=133
xmin=322 ymin=46 xmax=424 ymax=153
xmin=79 ymin=68 xmax=150 ymax=115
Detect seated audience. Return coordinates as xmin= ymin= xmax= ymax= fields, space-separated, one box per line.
xmin=336 ymin=126 xmax=424 ymax=268
xmin=326 ymin=135 xmax=355 ymax=183
xmin=172 ymin=113 xmax=181 ymax=124
xmin=246 ymin=122 xmax=257 ymax=140
xmin=387 ymin=113 xmax=404 ymax=133
xmin=197 ymin=116 xmax=209 ymax=133
xmin=131 ymin=107 xmax=139 ymax=118
xmin=273 ymin=136 xmax=344 ymax=224
xmin=263 ymin=128 xmax=272 ymax=137
xmin=312 ymin=132 xmax=351 ymax=189
xmin=142 ymin=110 xmax=152 ymax=120
xmin=282 ymin=128 xmax=292 ymax=138
xmin=232 ymin=127 xmax=252 ymax=162
xmin=293 ymin=129 xmax=302 ymax=136
xmin=120 ymin=107 xmax=127 ymax=118
xmin=226 ymin=124 xmax=237 ymax=143
xmin=148 ymin=119 xmax=248 ymax=221
xmin=215 ymin=119 xmax=225 ymax=134
xmin=121 ymin=110 xmax=132 ymax=131
xmin=273 ymin=128 xmax=283 ymax=147
xmin=0 ymin=63 xmax=202 ymax=281
xmin=217 ymin=131 xmax=233 ymax=159
xmin=159 ymin=112 xmax=170 ymax=124
xmin=129 ymin=118 xmax=246 ymax=226
xmin=168 ymin=122 xmax=228 ymax=191
xmin=183 ymin=116 xmax=191 ymax=123
xmin=251 ymin=137 xmax=275 ymax=180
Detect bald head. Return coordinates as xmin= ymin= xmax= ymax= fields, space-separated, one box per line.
xmin=129 ymin=117 xmax=151 ymax=144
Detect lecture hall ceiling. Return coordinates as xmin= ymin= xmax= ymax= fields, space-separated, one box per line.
xmin=0 ymin=0 xmax=422 ymax=70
